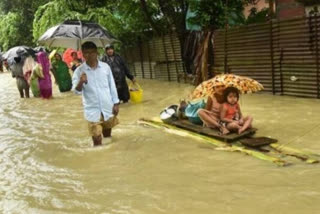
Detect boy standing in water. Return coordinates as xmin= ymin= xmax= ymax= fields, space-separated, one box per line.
xmin=72 ymin=42 xmax=120 ymax=146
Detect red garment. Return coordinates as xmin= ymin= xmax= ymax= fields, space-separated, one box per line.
xmin=24 ymin=70 xmax=32 ymax=85
xmin=223 ymin=103 xmax=239 ymax=120
xmin=62 ymin=48 xmax=84 ymax=67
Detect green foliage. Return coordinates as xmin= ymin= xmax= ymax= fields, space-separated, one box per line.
xmin=0 ymin=0 xmax=51 ymax=50
xmin=99 ymin=0 xmax=151 ymax=44
xmin=66 ymin=0 xmax=109 ymax=13
xmin=188 ymin=0 xmax=245 ymax=30
xmin=33 ymin=0 xmax=152 ymax=47
xmin=33 ymin=0 xmax=83 ymax=42
xmin=0 ymin=12 xmax=22 ymax=51
xmin=246 ymin=7 xmax=269 ymax=25
xmin=0 ymin=0 xmax=257 ymax=51
xmin=3 ymin=0 xmax=50 ymax=13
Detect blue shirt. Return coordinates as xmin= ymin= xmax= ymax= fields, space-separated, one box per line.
xmin=72 ymin=61 xmax=119 ymax=122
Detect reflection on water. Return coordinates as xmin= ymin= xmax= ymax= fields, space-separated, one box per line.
xmin=1 ymin=72 xmax=320 ymax=213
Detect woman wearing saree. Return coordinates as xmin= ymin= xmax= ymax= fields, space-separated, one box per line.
xmin=51 ymin=53 xmax=72 ymax=92
xmin=37 ymin=52 xmax=52 ymax=99
xmin=23 ymin=56 xmax=44 ymax=97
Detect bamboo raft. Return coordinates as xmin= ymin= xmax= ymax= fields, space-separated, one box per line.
xmin=169 ymin=119 xmax=257 ymax=142
xmin=138 ymin=118 xmax=319 ymax=166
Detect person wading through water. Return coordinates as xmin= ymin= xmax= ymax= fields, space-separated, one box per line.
xmin=101 ymin=44 xmax=136 ymax=103
xmin=72 ymin=42 xmax=120 ymax=146
xmin=10 ymin=57 xmax=30 ymax=98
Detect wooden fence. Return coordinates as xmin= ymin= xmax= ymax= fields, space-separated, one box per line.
xmin=124 ymin=15 xmax=320 ymax=98
xmin=214 ymin=15 xmax=320 ymax=98
xmin=123 ymin=32 xmax=185 ymax=82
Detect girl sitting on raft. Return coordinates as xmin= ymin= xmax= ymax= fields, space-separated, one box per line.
xmin=220 ymin=87 xmax=253 ymax=134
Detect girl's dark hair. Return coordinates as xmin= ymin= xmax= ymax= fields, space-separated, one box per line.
xmin=223 ymin=86 xmax=240 ymax=103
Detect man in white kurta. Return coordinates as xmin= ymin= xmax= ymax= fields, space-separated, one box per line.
xmin=72 ymin=42 xmax=120 ymax=146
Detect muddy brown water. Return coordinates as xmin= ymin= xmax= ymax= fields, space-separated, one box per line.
xmin=1 ymin=72 xmax=320 ymax=213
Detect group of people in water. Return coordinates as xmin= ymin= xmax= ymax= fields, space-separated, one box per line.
xmin=2 ymin=42 xmax=252 ymax=145
xmin=3 ymin=45 xmax=135 ymax=104
xmin=3 ymin=51 xmax=78 ymax=99
xmin=198 ymin=85 xmax=253 ymax=135
xmin=2 ymin=42 xmax=137 ymax=147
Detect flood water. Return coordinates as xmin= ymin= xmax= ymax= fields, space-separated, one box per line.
xmin=1 ymin=71 xmax=320 ymax=214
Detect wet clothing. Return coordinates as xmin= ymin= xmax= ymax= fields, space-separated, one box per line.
xmin=22 ymin=56 xmax=36 ymax=85
xmin=52 ymin=60 xmax=72 ymax=92
xmin=37 ymin=65 xmax=52 ymax=99
xmin=10 ymin=62 xmax=29 ymax=93
xmin=72 ymin=61 xmax=119 ymax=123
xmin=101 ymin=54 xmax=134 ymax=102
xmin=16 ymin=77 xmax=29 ymax=92
xmin=88 ymin=114 xmax=119 ymax=137
xmin=31 ymin=64 xmax=44 ymax=97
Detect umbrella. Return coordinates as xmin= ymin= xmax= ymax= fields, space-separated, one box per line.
xmin=62 ymin=48 xmax=84 ymax=66
xmin=38 ymin=20 xmax=116 ymax=50
xmin=3 ymin=46 xmax=36 ymax=61
xmin=33 ymin=46 xmax=47 ymax=53
xmin=191 ymin=74 xmax=264 ymax=99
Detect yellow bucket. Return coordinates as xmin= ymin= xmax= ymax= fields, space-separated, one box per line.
xmin=129 ymin=82 xmax=143 ymax=103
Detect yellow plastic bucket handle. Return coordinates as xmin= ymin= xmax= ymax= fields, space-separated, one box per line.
xmin=129 ymin=82 xmax=143 ymax=91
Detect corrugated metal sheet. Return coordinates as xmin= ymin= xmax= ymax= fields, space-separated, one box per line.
xmin=123 ymin=32 xmax=184 ymax=82
xmin=214 ymin=15 xmax=320 ymax=98
xmin=124 ymin=15 xmax=320 ymax=98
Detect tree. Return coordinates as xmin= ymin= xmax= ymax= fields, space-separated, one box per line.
xmin=33 ymin=1 xmax=82 ymax=42
xmin=138 ymin=0 xmax=191 ymax=72
xmin=0 ymin=12 xmax=22 ymax=50
xmin=138 ymin=0 xmax=247 ymax=76
xmin=0 ymin=0 xmax=50 ymax=50
xmin=246 ymin=7 xmax=269 ymax=24
xmin=65 ymin=0 xmax=109 ymax=13
xmin=188 ymin=0 xmax=245 ymax=30
xmin=32 ymin=0 xmax=149 ymax=48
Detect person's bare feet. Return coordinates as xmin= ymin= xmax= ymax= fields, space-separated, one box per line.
xmin=238 ymin=127 xmax=245 ymax=134
xmin=220 ymin=126 xmax=230 ymax=135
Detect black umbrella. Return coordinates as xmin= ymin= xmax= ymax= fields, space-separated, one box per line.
xmin=38 ymin=20 xmax=116 ymax=50
xmin=3 ymin=46 xmax=36 ymax=60
xmin=33 ymin=46 xmax=48 ymax=53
